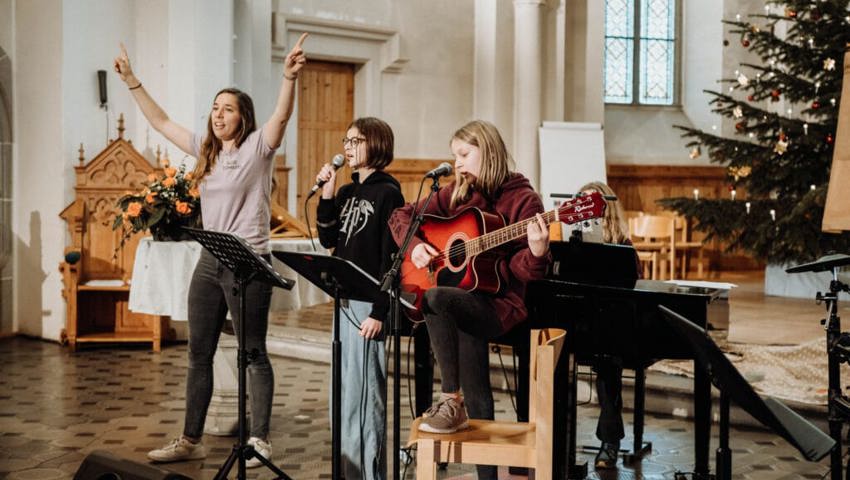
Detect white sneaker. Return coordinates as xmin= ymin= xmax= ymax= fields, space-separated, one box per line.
xmin=147 ymin=437 xmax=206 ymax=463
xmin=246 ymin=436 xmax=272 ymax=468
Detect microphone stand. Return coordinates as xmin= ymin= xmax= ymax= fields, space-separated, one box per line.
xmin=380 ymin=175 xmax=441 ymax=480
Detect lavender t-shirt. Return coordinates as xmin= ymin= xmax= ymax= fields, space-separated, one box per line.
xmin=192 ymin=129 xmax=275 ymax=254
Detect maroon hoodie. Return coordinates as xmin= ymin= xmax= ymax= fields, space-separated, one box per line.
xmin=388 ymin=172 xmax=551 ymax=333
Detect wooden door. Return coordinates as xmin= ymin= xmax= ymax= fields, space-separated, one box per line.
xmin=297 ymin=61 xmax=355 ymax=225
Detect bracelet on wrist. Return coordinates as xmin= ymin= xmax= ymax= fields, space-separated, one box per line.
xmin=128 ymin=82 xmax=142 ymax=90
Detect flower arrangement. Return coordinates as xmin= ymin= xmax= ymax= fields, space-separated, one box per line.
xmin=112 ymin=157 xmax=201 ymax=244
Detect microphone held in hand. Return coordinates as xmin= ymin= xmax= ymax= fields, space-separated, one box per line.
xmin=309 ymin=154 xmax=346 ymax=196
xmin=424 ymin=162 xmax=453 ymax=179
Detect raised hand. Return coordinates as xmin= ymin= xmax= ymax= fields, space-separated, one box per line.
xmin=284 ymin=33 xmax=309 ymax=79
xmin=113 ymin=42 xmax=136 ymax=85
xmin=411 ymin=243 xmax=440 ymax=269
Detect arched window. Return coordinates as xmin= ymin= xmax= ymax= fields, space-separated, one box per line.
xmin=604 ymin=0 xmax=680 ymax=105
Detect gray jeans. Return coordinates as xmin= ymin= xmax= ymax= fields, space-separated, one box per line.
xmin=421 ymin=287 xmax=503 ymax=480
xmin=183 ymin=249 xmax=274 ymax=440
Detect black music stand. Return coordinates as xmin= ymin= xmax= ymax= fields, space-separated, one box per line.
xmin=659 ymin=305 xmax=836 ymax=480
xmin=787 ymin=253 xmax=850 ymax=480
xmin=182 ymin=228 xmax=295 ymax=480
xmin=272 ymin=250 xmax=413 ymax=480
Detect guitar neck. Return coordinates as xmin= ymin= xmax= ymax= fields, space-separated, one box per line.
xmin=467 ymin=209 xmax=559 ymax=257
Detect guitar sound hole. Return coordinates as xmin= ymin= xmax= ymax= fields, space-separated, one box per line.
xmin=447 ymin=239 xmax=466 ymax=269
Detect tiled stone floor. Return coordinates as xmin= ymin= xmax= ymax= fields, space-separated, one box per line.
xmin=0 ymin=335 xmax=836 ymax=480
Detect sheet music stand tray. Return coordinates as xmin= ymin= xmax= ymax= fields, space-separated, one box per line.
xmin=273 ymin=250 xmax=411 ymax=480
xmin=183 ymin=227 xmax=294 ymax=480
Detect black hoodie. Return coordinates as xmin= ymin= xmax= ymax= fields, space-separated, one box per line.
xmin=317 ymin=170 xmax=404 ymax=322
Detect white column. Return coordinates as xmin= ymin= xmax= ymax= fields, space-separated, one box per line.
xmin=513 ymin=0 xmax=544 ymax=189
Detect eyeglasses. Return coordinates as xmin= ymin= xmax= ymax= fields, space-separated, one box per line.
xmin=342 ymin=137 xmax=367 ymax=147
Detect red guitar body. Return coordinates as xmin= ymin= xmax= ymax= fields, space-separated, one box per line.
xmin=399 ymin=192 xmax=606 ymax=322
xmin=400 ymin=207 xmax=506 ymax=321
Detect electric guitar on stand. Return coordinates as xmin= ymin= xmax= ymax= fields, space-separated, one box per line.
xmin=400 ymin=191 xmax=607 ymax=321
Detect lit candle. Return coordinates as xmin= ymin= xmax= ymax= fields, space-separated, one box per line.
xmin=770 ymin=209 xmax=776 ymax=221
xmin=731 ymin=189 xmax=737 ymax=200
xmin=745 ymin=202 xmax=751 ymax=214
xmin=693 ymin=189 xmax=700 ymax=200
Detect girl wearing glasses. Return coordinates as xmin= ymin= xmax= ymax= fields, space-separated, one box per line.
xmin=388 ymin=120 xmax=550 ymax=480
xmin=315 ymin=117 xmax=404 ymax=480
xmin=114 ymin=34 xmax=307 ymax=468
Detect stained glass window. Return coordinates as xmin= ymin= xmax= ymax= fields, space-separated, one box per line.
xmin=604 ymin=0 xmax=678 ymax=105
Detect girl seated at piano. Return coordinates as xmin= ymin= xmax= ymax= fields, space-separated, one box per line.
xmin=578 ymin=180 xmax=640 ymax=470
xmin=389 ymin=119 xmax=550 ymax=480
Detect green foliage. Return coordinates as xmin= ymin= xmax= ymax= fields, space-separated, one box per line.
xmin=665 ymin=0 xmax=850 ymax=264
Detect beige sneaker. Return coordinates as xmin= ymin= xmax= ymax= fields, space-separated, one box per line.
xmin=147 ymin=437 xmax=206 ymax=463
xmin=246 ymin=436 xmax=272 ymax=468
xmin=418 ymin=397 xmax=469 ymax=434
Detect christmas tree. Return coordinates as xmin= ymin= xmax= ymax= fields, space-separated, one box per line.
xmin=661 ymin=0 xmax=850 ymax=264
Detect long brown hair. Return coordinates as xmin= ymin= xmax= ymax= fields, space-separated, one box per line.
xmin=578 ymin=181 xmax=629 ymax=244
xmin=193 ymin=88 xmax=257 ymax=182
xmin=449 ymin=120 xmax=512 ymax=209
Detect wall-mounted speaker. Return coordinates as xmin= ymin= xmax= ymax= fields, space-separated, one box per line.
xmin=97 ymin=70 xmax=108 ymax=108
xmin=73 ymin=450 xmax=192 ymax=480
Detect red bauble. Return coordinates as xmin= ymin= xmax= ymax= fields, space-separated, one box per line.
xmin=736 ymin=122 xmax=745 ymax=132
xmin=727 ymin=185 xmax=734 ymax=191
xmin=826 ymin=134 xmax=834 ymax=144
xmin=771 ymin=89 xmax=781 ymax=102
xmin=742 ymin=39 xmax=751 ymax=47
xmin=779 ymin=132 xmax=787 ymax=141
xmin=812 ymin=101 xmax=821 ymax=109
xmin=747 ymin=95 xmax=755 ymax=102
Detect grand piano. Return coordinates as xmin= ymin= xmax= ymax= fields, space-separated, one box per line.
xmin=526 ymin=276 xmax=725 ymax=479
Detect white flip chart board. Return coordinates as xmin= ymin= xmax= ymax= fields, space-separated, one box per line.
xmin=538 ymin=121 xmax=606 ymax=209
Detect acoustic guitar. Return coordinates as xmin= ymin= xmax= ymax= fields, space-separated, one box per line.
xmin=400 ymin=191 xmax=606 ymax=321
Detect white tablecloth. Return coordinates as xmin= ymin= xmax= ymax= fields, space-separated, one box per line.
xmin=129 ymin=237 xmax=330 ymax=320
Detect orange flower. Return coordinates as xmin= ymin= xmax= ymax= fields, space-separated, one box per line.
xmin=164 ymin=167 xmax=177 ymax=178
xmin=126 ymin=202 xmax=143 ymax=217
xmin=147 ymin=173 xmax=157 ymax=182
xmin=160 ymin=157 xmax=170 ymax=168
xmin=184 ymin=172 xmax=194 ymax=181
xmin=189 ymin=187 xmax=200 ymax=198
xmin=162 ymin=177 xmax=176 ymax=188
xmin=175 ymin=201 xmax=192 ymax=215
xmin=145 ymin=192 xmax=157 ymax=204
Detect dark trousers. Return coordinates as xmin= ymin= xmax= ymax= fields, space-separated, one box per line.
xmin=183 ymin=249 xmax=274 ymax=440
xmin=594 ymin=355 xmax=625 ymax=444
xmin=421 ymin=287 xmax=504 ymax=480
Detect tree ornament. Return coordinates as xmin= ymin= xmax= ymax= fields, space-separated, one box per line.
xmin=812 ymin=100 xmax=821 ymax=109
xmin=824 ymin=58 xmax=836 ymax=71
xmin=742 ymin=38 xmax=751 ymax=47
xmin=831 ymin=98 xmax=837 ymax=107
xmin=747 ymin=94 xmax=755 ymax=102
xmin=736 ymin=121 xmax=745 ymax=132
xmin=811 ymin=10 xmax=821 ymax=21
xmin=737 ymin=72 xmax=750 ymax=87
xmin=723 ymin=39 xmax=730 ymax=46
xmin=733 ymin=106 xmax=743 ymax=118
xmin=774 ymin=137 xmax=789 ymax=155
xmin=771 ymin=89 xmax=781 ymax=102
xmin=689 ymin=146 xmax=702 ymax=159
xmin=826 ymin=134 xmax=834 ymax=144
xmin=803 ymin=123 xmax=809 ymax=135
xmin=785 ymin=7 xmax=796 ymax=18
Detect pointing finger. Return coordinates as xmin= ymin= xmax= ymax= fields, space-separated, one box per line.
xmin=294 ymin=32 xmax=309 ymax=49
xmin=119 ymin=42 xmax=128 ymax=58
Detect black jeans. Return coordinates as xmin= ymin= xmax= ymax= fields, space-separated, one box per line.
xmin=594 ymin=355 xmax=625 ymax=444
xmin=183 ymin=249 xmax=274 ymax=440
xmin=421 ymin=287 xmax=504 ymax=479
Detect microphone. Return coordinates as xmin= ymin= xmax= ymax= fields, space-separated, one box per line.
xmin=424 ymin=162 xmax=453 ymax=179
xmin=309 ymin=154 xmax=346 ymax=196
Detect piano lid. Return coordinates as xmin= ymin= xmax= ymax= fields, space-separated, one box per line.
xmin=535 ymin=278 xmax=724 ymax=300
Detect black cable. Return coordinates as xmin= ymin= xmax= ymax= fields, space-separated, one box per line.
xmin=406 ymin=323 xmax=419 ymax=421
xmin=304 ymin=197 xmax=317 ymax=251
xmin=491 ymin=345 xmax=517 ymax=414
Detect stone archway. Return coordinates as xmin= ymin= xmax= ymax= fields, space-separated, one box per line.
xmin=0 ymin=46 xmax=13 ymax=334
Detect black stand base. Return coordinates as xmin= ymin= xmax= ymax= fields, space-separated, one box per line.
xmin=623 ymin=442 xmax=653 ymax=464
xmin=214 ymin=445 xmax=293 ymax=480
xmin=570 ymin=460 xmax=588 ymax=479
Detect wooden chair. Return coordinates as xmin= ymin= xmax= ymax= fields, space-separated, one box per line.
xmin=59 ymin=116 xmax=170 ymax=351
xmin=673 ymin=215 xmax=706 ymax=279
xmin=407 ymin=328 xmax=566 ymax=480
xmin=629 ymin=215 xmax=675 ymax=280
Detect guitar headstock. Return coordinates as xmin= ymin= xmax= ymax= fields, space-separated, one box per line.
xmin=557 ymin=191 xmax=607 ymax=225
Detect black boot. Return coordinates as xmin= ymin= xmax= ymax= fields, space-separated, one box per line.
xmin=594 ymin=441 xmax=620 ymax=469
